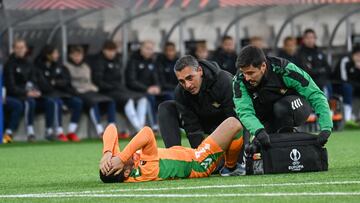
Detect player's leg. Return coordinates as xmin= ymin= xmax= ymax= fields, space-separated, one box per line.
xmin=207 ymin=117 xmax=242 ymax=151
xmin=189 ymin=117 xmax=242 ymax=178
xmin=158 ymin=100 xmax=183 ymax=148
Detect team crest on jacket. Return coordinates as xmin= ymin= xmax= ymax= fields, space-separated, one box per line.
xmin=212 ymin=102 xmax=221 ymax=108
xmin=279 ymin=88 xmax=288 ymax=95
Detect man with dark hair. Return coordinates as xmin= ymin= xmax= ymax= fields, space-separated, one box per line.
xmin=278 ymin=36 xmax=298 ymax=64
xmin=332 ymin=46 xmax=360 ymax=125
xmin=212 ymin=36 xmax=237 ymax=75
xmin=99 ymin=117 xmax=243 ymax=183
xmin=156 ymin=41 xmax=178 ymax=93
xmin=126 ymin=40 xmax=171 ymax=128
xmin=233 ymin=45 xmax=333 ymax=148
xmin=296 ymin=28 xmax=332 ymax=98
xmin=91 ymin=41 xmax=149 ymax=135
xmin=158 ymin=55 xmax=244 ymax=176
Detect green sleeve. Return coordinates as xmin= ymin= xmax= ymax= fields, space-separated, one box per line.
xmin=281 ymin=63 xmax=333 ymax=132
xmin=232 ymin=77 xmax=264 ymax=135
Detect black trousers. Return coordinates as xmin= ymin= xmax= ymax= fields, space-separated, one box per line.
xmin=263 ymin=95 xmax=311 ymax=133
xmin=158 ymin=100 xmax=204 ymax=148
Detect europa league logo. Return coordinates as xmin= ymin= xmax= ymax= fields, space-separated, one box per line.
xmin=290 ymin=149 xmax=301 ymax=162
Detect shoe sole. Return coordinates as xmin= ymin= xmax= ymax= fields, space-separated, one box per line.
xmin=220 ymin=168 xmax=246 ymax=177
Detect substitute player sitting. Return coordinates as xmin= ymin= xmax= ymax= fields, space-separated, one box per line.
xmin=99 ymin=117 xmax=243 ymax=183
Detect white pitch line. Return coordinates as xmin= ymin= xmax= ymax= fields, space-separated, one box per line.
xmin=1 ymin=180 xmax=360 ymax=198
xmin=1 ymin=192 xmax=360 ymax=198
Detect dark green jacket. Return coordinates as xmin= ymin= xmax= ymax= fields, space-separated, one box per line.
xmin=233 ymin=56 xmax=333 ymax=135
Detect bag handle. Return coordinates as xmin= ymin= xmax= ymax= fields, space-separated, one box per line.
xmin=276 ymin=126 xmax=299 ymax=133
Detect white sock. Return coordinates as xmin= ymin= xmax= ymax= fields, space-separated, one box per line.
xmin=68 ymin=123 xmax=78 ymax=133
xmin=344 ymin=104 xmax=352 ymax=121
xmin=96 ymin=124 xmax=104 ymax=135
xmin=56 ymin=127 xmax=64 ymax=135
xmin=27 ymin=125 xmax=35 ymax=135
xmin=124 ymin=99 xmax=142 ymax=131
xmin=5 ymin=129 xmax=13 ymax=135
xmin=136 ymin=97 xmax=148 ymax=127
xmin=46 ymin=128 xmax=53 ymax=136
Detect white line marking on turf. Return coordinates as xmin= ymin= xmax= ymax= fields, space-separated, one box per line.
xmin=1 ymin=180 xmax=360 ymax=198
xmin=1 ymin=192 xmax=360 ymax=198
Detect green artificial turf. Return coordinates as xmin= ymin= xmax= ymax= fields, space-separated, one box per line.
xmin=0 ymin=130 xmax=359 ymax=202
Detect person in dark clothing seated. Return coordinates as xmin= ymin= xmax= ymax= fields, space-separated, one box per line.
xmin=156 ymin=41 xmax=179 ymax=95
xmin=212 ymin=36 xmax=237 ymax=75
xmin=92 ymin=41 xmax=149 ymax=134
xmin=2 ymin=94 xmax=23 ymax=144
xmin=4 ymin=39 xmax=57 ymax=142
xmin=296 ymin=28 xmax=332 ymax=98
xmin=35 ymin=45 xmax=83 ymax=142
xmin=332 ymin=46 xmax=360 ymax=125
xmin=65 ymin=46 xmax=117 ymax=137
xmin=126 ymin=40 xmax=172 ymax=128
xmin=278 ymin=36 xmax=298 ymax=64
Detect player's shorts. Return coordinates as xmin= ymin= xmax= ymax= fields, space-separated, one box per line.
xmin=189 ymin=137 xmax=224 ymax=178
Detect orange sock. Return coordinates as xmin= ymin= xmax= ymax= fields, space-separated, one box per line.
xmin=102 ymin=124 xmax=120 ymax=155
xmin=224 ymin=137 xmax=244 ymax=168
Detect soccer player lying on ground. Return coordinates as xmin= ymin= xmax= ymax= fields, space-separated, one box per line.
xmin=99 ymin=117 xmax=243 ymax=183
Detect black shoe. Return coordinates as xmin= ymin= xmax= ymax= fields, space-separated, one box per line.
xmin=45 ymin=134 xmax=56 ymax=141
xmin=27 ymin=135 xmax=36 ymax=143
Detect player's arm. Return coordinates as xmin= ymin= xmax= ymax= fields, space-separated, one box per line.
xmin=232 ymin=76 xmax=264 ymax=136
xmin=282 ymin=63 xmax=333 ymax=132
xmin=115 ymin=127 xmax=159 ymax=163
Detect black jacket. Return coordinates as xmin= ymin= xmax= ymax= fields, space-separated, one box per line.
xmin=278 ymin=49 xmax=298 ymax=65
xmin=174 ymin=60 xmax=236 ymax=138
xmin=332 ymin=55 xmax=360 ymax=88
xmin=296 ymin=45 xmax=331 ymax=88
xmin=156 ymin=54 xmax=178 ymax=91
xmin=212 ymin=48 xmax=237 ymax=75
xmin=91 ymin=53 xmax=126 ymax=92
xmin=126 ymin=51 xmax=159 ymax=92
xmin=4 ymin=54 xmax=38 ymax=99
xmin=35 ymin=61 xmax=76 ymax=97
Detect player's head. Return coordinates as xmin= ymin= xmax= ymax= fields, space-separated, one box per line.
xmin=69 ymin=46 xmax=84 ymax=65
xmin=164 ymin=41 xmax=177 ymax=60
xmin=302 ymin=28 xmax=317 ymax=48
xmin=221 ymin=36 xmax=235 ymax=53
xmin=99 ymin=159 xmax=134 ymax=183
xmin=102 ymin=40 xmax=117 ymax=60
xmin=174 ymin=55 xmax=203 ymax=95
xmin=13 ymin=39 xmax=28 ymax=58
xmin=40 ymin=45 xmax=60 ymax=63
xmin=282 ymin=36 xmax=297 ymax=56
xmin=140 ymin=40 xmax=155 ymax=60
xmin=236 ymin=45 xmax=267 ymax=87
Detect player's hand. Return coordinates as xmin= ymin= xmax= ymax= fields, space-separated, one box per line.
xmin=147 ymin=86 xmax=161 ymax=95
xmin=255 ymin=129 xmax=271 ymax=149
xmin=107 ymin=156 xmax=124 ymax=176
xmin=27 ymin=90 xmax=41 ymax=98
xmin=99 ymin=151 xmax=112 ymax=175
xmin=317 ymin=130 xmax=331 ymax=146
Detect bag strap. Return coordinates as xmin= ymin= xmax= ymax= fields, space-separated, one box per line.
xmin=276 ymin=126 xmax=299 ymax=133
